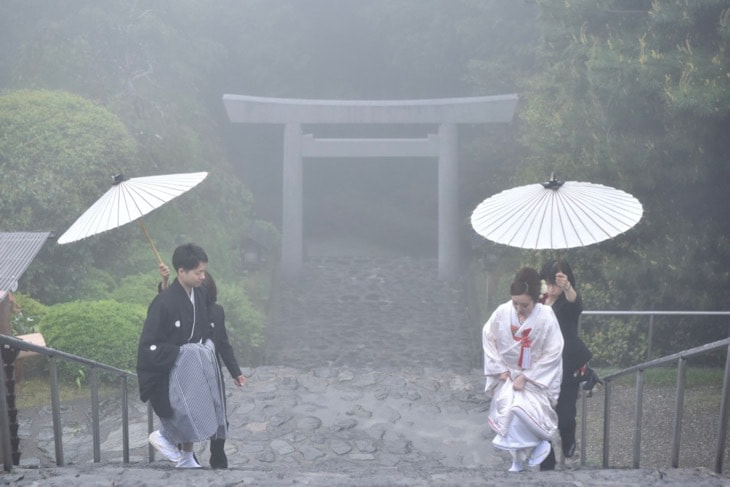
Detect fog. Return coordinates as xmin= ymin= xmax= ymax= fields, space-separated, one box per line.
xmin=228 ymin=124 xmax=443 ymax=257
xmin=3 ymin=1 xmax=727 ymax=315
xmin=217 ymin=1 xmax=537 ymax=258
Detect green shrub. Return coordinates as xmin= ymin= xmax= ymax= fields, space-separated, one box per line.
xmin=73 ymin=267 xmax=116 ymax=300
xmin=38 ymin=300 xmax=146 ymax=382
xmin=110 ymin=270 xmax=164 ymax=308
xmin=0 ymin=89 xmax=142 ymax=304
xmin=10 ymin=293 xmax=49 ymax=335
xmin=582 ymin=317 xmax=648 ymax=368
xmin=217 ymin=280 xmax=265 ymax=365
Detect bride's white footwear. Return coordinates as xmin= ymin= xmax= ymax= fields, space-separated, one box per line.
xmin=508 ymin=460 xmax=525 ymax=472
xmin=528 ymin=440 xmax=551 ymax=466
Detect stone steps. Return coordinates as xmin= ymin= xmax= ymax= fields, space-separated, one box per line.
xmin=264 ymin=257 xmax=478 ymax=372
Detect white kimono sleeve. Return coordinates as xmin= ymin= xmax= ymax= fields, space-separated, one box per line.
xmin=521 ymin=304 xmax=564 ymax=403
xmin=482 ymin=303 xmax=511 ymax=394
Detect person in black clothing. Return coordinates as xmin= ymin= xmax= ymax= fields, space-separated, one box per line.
xmin=538 ymin=260 xmax=601 ymax=471
xmin=200 ymin=270 xmax=245 ymax=469
xmin=158 ymin=264 xmax=245 ymax=468
xmin=138 ymin=243 xmax=226 ymax=468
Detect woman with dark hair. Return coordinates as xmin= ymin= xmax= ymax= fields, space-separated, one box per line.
xmin=156 ymin=264 xmax=245 ymax=469
xmin=138 ymin=244 xmax=226 ymax=469
xmin=538 ymin=260 xmax=601 ymax=471
xmin=483 ymin=267 xmax=564 ymax=473
xmin=200 ymin=271 xmax=246 ymax=469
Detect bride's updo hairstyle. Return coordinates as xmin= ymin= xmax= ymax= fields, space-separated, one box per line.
xmin=510 ymin=267 xmax=542 ymax=302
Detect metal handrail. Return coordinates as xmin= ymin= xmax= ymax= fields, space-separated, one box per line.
xmin=579 ymin=337 xmax=730 ymax=474
xmin=0 ymin=334 xmax=153 ymax=473
xmin=573 ymin=310 xmax=730 ymax=472
xmin=584 ymin=311 xmax=730 ymax=315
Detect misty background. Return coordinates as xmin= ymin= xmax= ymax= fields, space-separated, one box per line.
xmin=1 ymin=1 xmax=728 ymax=364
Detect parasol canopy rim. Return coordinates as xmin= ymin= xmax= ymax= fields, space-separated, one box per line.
xmin=470 ymin=176 xmax=643 ymax=250
xmin=57 ymin=171 xmax=208 ymax=245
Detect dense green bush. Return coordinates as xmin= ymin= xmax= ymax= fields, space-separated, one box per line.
xmin=109 ymin=270 xmax=166 ymax=309
xmin=72 ymin=267 xmax=117 ymax=301
xmin=10 ymin=293 xmax=49 ymax=335
xmin=217 ymin=280 xmax=266 ymax=366
xmin=38 ymin=300 xmax=146 ymax=382
xmin=0 ymin=89 xmax=143 ymax=304
xmin=581 ymin=317 xmax=648 ymax=368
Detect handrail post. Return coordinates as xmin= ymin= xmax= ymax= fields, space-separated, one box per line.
xmin=715 ymin=344 xmax=730 ymax=473
xmin=122 ymin=375 xmax=130 ymax=463
xmin=90 ymin=367 xmax=101 ymax=462
xmin=580 ymin=390 xmax=587 ymax=466
xmin=671 ymin=357 xmax=687 ymax=468
xmin=0 ymin=353 xmax=12 ymax=472
xmin=577 ymin=313 xmax=586 ymax=466
xmin=647 ymin=314 xmax=654 ymax=359
xmin=48 ymin=355 xmax=64 ymax=466
xmin=602 ymin=380 xmax=611 ymax=468
xmin=633 ymin=370 xmax=644 ymax=468
xmin=148 ymin=401 xmax=155 ymax=462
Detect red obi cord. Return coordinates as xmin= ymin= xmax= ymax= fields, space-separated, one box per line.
xmin=510 ymin=326 xmax=532 ymax=368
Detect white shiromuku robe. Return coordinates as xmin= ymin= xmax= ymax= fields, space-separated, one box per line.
xmin=483 ymin=301 xmax=564 ymax=451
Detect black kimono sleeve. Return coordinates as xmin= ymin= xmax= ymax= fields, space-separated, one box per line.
xmin=210 ymin=303 xmax=242 ymax=379
xmin=555 ymin=294 xmax=592 ymax=380
xmin=136 ymin=292 xmax=181 ymax=417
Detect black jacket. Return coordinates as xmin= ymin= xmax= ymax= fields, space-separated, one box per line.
xmin=208 ymin=302 xmax=242 ymax=379
xmin=551 ymin=293 xmax=592 ymax=382
xmin=136 ymin=279 xmax=212 ymax=417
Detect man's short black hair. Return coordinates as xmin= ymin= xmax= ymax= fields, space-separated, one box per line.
xmin=172 ymin=243 xmax=208 ymax=272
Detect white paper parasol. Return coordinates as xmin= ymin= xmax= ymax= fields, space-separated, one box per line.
xmin=58 ymin=171 xmax=208 ymax=263
xmin=470 ymin=174 xmax=643 ymax=250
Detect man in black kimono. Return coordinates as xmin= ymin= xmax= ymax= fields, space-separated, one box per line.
xmin=157 ymin=263 xmax=246 ymax=469
xmin=137 ymin=243 xmax=226 ymax=468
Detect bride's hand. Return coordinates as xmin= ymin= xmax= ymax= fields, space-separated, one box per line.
xmin=512 ymin=374 xmax=527 ymax=391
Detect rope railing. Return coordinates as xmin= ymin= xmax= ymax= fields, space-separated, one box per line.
xmin=0 ymin=334 xmax=153 ymax=473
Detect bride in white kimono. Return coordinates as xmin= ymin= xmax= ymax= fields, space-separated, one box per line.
xmin=483 ymin=267 xmax=564 ymax=472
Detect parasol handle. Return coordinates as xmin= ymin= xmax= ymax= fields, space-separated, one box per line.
xmin=555 ymin=250 xmax=563 ymax=274
xmin=138 ymin=219 xmax=165 ymax=266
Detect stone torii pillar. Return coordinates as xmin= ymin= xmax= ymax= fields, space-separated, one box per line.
xmin=223 ymin=95 xmax=518 ymax=279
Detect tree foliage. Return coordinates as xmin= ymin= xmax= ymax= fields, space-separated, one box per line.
xmin=516 ymin=0 xmax=730 ymax=359
xmin=0 ymin=2 xmax=266 ymax=356
xmin=1 ymin=1 xmax=727 ymax=367
xmin=0 ymin=3 xmax=262 ymax=304
xmin=217 ymin=280 xmax=266 ymax=363
xmin=0 ymin=89 xmax=144 ymax=301
xmin=0 ymin=90 xmax=138 ymax=230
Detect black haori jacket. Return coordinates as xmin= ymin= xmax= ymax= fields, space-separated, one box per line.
xmin=551 ymin=292 xmax=592 ymax=382
xmin=209 ymin=303 xmax=243 ymax=379
xmin=136 ymin=278 xmax=212 ymax=417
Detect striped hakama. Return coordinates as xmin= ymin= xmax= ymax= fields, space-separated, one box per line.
xmin=160 ymin=339 xmax=227 ymax=444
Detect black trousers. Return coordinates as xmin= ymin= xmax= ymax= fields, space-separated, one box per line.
xmin=541 ymin=379 xmax=580 ymax=470
xmin=210 ymin=365 xmax=229 ymax=468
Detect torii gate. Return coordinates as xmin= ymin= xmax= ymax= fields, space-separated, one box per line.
xmin=223 ymin=94 xmax=518 ymax=279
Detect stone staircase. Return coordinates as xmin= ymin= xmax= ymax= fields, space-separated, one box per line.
xmin=263 ymin=256 xmax=480 ymax=372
